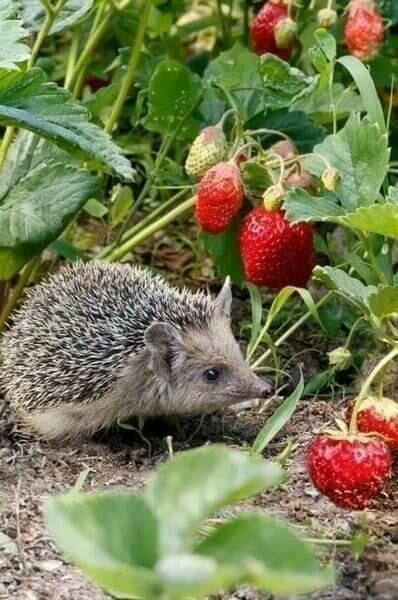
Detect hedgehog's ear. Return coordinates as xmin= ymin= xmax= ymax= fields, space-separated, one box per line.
xmin=144 ymin=322 xmax=182 ymax=378
xmin=214 ymin=276 xmax=232 ymax=318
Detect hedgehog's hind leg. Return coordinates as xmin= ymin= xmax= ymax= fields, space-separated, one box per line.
xmin=16 ymin=395 xmax=122 ymax=441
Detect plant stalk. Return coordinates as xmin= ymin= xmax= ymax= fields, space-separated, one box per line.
xmin=108 ymin=196 xmax=196 ymax=262
xmin=251 ymin=291 xmax=333 ymax=370
xmin=67 ymin=3 xmax=113 ymax=93
xmin=105 ymin=0 xmax=153 ymax=133
xmin=349 ymin=345 xmax=398 ymax=432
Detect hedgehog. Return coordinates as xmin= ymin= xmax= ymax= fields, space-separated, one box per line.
xmin=0 ymin=262 xmax=271 ymax=440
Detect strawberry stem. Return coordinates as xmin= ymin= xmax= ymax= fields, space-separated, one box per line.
xmin=349 ymin=345 xmax=398 ymax=433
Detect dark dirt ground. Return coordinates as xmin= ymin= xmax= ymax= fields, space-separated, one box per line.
xmin=0 ymin=393 xmax=397 ymax=600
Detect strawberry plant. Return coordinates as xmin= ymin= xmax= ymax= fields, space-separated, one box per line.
xmin=45 ymin=445 xmax=334 ymax=598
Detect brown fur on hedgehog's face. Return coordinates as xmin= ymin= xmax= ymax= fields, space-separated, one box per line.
xmin=144 ymin=281 xmax=272 ymax=414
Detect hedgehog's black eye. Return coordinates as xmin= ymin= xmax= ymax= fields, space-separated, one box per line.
xmin=204 ymin=367 xmax=220 ymax=382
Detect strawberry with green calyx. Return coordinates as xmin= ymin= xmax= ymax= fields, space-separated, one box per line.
xmin=344 ymin=0 xmax=384 ymax=62
xmin=307 ymin=427 xmax=392 ymax=510
xmin=185 ymin=126 xmax=227 ymax=180
xmin=195 ymin=161 xmax=244 ymax=234
xmin=354 ymin=397 xmax=398 ymax=450
xmin=250 ymin=1 xmax=293 ymax=60
xmin=348 ymin=346 xmax=398 ymax=450
xmin=239 ymin=206 xmax=315 ymax=288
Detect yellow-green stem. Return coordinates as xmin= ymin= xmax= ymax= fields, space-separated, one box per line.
xmin=67 ymin=4 xmax=113 ymax=92
xmin=349 ymin=345 xmax=398 ymax=432
xmin=108 ymin=196 xmax=196 ymax=262
xmin=105 ymin=0 xmax=153 ymax=133
xmin=251 ymin=291 xmax=333 ymax=370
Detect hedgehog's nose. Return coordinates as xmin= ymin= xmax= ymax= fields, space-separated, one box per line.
xmin=259 ymin=381 xmax=273 ymax=398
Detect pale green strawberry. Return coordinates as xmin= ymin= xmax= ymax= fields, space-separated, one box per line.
xmin=185 ymin=127 xmax=226 ymax=180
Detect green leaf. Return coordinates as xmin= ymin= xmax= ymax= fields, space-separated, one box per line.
xmin=204 ymin=43 xmax=263 ymax=120
xmin=389 ymin=186 xmax=398 ymax=203
xmin=0 ymin=2 xmax=31 ymax=69
xmin=145 ymin=58 xmax=202 ymax=138
xmin=21 ymin=0 xmax=94 ymax=35
xmin=84 ymin=198 xmax=107 ymax=218
xmin=196 ymin=514 xmax=334 ymax=594
xmin=200 ymin=220 xmax=244 ymax=285
xmin=368 ymin=286 xmax=398 ymax=319
xmin=242 ymin=161 xmax=272 ymax=192
xmin=0 ymin=68 xmax=134 ymax=180
xmin=146 ymin=445 xmax=283 ymax=554
xmin=341 ymin=203 xmax=398 ymax=239
xmin=307 ymin=114 xmax=389 ymax=210
xmin=156 ymin=553 xmax=237 ymax=599
xmin=337 ymin=55 xmax=386 ymax=134
xmin=246 ymin=283 xmax=264 ymax=358
xmin=251 ymin=376 xmax=304 ymax=456
xmin=0 ymin=136 xmax=99 ymax=278
xmin=265 ymin=286 xmax=324 ymax=331
xmin=313 ymin=266 xmax=376 ymax=311
xmin=260 ymin=55 xmax=317 ymax=109
xmin=247 ymin=109 xmax=326 ymax=153
xmin=292 ymin=83 xmax=363 ymax=123
xmin=315 ymin=28 xmax=336 ymax=63
xmin=109 ymin=185 xmax=134 ymax=227
xmin=45 ymin=493 xmax=161 ymax=599
xmin=284 ymin=188 xmax=344 ymax=223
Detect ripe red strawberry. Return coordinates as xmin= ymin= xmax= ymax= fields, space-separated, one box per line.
xmin=185 ymin=127 xmax=226 ymax=180
xmin=250 ymin=1 xmax=293 ymax=60
xmin=195 ymin=162 xmax=244 ymax=234
xmin=239 ymin=207 xmax=315 ymax=288
xmin=344 ymin=0 xmax=384 ymax=61
xmin=355 ymin=397 xmax=398 ymax=450
xmin=307 ymin=433 xmax=392 ymax=510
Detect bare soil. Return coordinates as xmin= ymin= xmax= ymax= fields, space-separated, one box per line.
xmin=0 ymin=394 xmax=397 ymax=600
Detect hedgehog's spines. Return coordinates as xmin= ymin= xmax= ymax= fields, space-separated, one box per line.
xmin=1 ymin=261 xmax=216 ymax=413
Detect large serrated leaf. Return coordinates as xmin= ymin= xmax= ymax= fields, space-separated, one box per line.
xmin=368 ymin=287 xmax=398 ymax=319
xmin=307 ymin=114 xmax=389 ymax=210
xmin=260 ymin=55 xmax=318 ymax=109
xmin=204 ymin=43 xmax=263 ymax=120
xmin=0 ymin=68 xmax=134 ymax=180
xmin=146 ymin=445 xmax=283 ymax=555
xmin=313 ymin=266 xmax=376 ymax=311
xmin=45 ymin=493 xmax=161 ymax=599
xmin=145 ymin=58 xmax=202 ymax=138
xmin=0 ymin=0 xmax=30 ymax=69
xmin=341 ymin=203 xmax=398 ymax=239
xmin=21 ymin=0 xmax=94 ymax=35
xmin=284 ymin=188 xmax=344 ymax=223
xmin=196 ymin=514 xmax=334 ymax=594
xmin=0 ymin=139 xmax=99 ymax=279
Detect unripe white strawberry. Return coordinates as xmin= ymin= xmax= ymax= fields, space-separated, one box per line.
xmin=185 ymin=127 xmax=226 ymax=180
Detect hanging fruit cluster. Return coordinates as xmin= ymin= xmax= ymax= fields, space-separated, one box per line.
xmin=184 ymin=114 xmax=342 ymax=289
xmin=249 ymin=0 xmax=385 ymax=63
